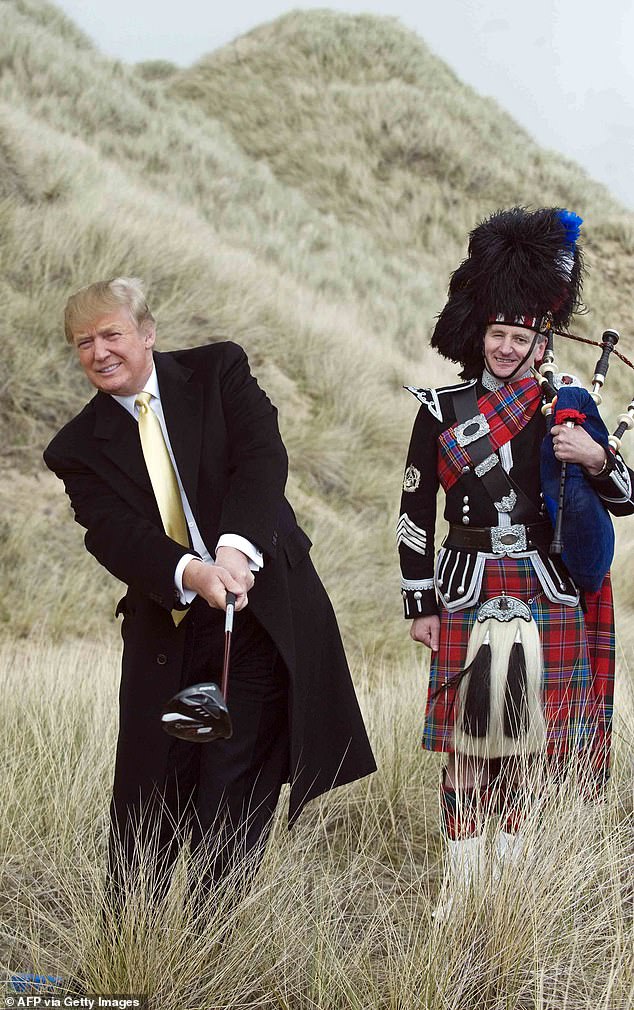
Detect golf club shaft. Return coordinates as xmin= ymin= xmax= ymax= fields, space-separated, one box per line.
xmin=221 ymin=591 xmax=236 ymax=698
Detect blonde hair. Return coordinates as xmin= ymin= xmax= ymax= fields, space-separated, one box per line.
xmin=64 ymin=277 xmax=155 ymax=343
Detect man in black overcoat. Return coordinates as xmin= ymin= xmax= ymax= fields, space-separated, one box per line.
xmin=44 ymin=276 xmax=375 ymax=893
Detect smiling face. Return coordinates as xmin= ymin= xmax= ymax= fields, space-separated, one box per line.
xmin=483 ymin=323 xmax=547 ymax=380
xmin=72 ymin=306 xmax=155 ymax=395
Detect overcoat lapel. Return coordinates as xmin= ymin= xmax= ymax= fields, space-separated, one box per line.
xmin=154 ymin=352 xmax=204 ymax=514
xmin=93 ymin=391 xmax=152 ymax=495
xmin=91 ymin=352 xmax=204 ymax=511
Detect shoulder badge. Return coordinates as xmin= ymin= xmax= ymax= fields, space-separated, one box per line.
xmin=403 ymin=464 xmax=421 ymax=492
xmin=404 ymin=380 xmax=476 ymax=422
xmin=404 ymin=386 xmax=442 ymax=421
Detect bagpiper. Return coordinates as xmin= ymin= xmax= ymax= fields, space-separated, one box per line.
xmin=397 ymin=207 xmax=634 ymax=916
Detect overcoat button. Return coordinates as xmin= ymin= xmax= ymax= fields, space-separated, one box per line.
xmin=461 ymin=465 xmax=470 ymax=474
xmin=157 ymin=653 xmax=167 ymax=665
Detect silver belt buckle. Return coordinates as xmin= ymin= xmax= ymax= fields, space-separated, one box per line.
xmin=490 ymin=524 xmax=527 ymax=554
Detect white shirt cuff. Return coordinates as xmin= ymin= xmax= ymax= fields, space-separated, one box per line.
xmin=174 ymin=553 xmax=199 ymax=605
xmin=216 ymin=534 xmax=264 ymax=570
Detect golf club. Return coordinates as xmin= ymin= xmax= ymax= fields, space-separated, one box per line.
xmin=160 ymin=591 xmax=236 ymax=741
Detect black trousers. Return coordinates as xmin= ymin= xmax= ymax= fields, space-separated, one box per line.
xmin=106 ymin=600 xmax=289 ymax=907
xmin=160 ymin=598 xmax=289 ymax=888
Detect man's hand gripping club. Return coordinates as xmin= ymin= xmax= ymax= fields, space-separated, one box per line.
xmin=182 ymin=545 xmax=255 ymax=611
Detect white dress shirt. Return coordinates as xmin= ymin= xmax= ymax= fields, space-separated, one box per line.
xmin=112 ymin=364 xmax=263 ymax=604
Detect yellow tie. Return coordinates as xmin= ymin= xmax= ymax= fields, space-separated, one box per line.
xmin=135 ymin=391 xmax=189 ymax=627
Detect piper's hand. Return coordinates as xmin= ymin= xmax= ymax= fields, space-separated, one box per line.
xmin=182 ymin=558 xmax=248 ymax=611
xmin=551 ymin=424 xmax=607 ymax=474
xmin=410 ymin=615 xmax=440 ymax=651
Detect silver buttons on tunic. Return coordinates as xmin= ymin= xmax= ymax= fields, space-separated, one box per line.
xmin=462 ymin=495 xmax=470 ymax=524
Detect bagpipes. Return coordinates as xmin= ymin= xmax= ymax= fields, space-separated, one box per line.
xmin=534 ymin=327 xmax=634 ymax=591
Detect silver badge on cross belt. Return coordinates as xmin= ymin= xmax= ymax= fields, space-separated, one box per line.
xmin=494 ymin=490 xmax=517 ymax=513
xmin=403 ymin=464 xmax=421 ymax=492
xmin=474 ymin=453 xmax=498 ymax=477
xmin=455 ymin=413 xmax=490 ymax=447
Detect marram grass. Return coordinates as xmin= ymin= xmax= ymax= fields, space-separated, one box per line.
xmin=1 ymin=639 xmax=632 ymax=1009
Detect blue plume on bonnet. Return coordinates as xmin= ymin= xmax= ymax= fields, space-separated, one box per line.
xmin=557 ymin=210 xmax=583 ymax=250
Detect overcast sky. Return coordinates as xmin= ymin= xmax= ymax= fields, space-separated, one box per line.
xmin=55 ymin=0 xmax=634 ymax=209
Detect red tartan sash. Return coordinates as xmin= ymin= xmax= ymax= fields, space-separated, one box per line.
xmin=438 ymin=377 xmax=542 ymax=491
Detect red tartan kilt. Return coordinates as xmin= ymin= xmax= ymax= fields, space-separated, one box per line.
xmin=582 ymin=573 xmax=615 ymax=779
xmin=422 ymin=556 xmax=614 ymax=756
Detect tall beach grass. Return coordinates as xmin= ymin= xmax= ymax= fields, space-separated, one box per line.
xmin=1 ymin=638 xmax=632 ymax=1009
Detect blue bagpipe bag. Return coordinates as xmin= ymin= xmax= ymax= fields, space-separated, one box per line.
xmin=540 ymin=385 xmax=615 ymax=592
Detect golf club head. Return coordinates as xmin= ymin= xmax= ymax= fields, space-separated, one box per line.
xmin=161 ymin=682 xmax=233 ymax=741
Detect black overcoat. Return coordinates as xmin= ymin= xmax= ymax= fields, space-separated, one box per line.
xmin=44 ymin=342 xmax=376 ymax=831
